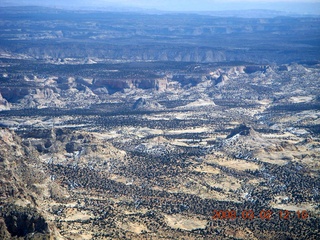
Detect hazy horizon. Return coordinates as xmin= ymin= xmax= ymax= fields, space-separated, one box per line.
xmin=1 ymin=0 xmax=320 ymax=14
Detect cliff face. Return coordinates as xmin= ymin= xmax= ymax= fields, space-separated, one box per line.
xmin=2 ymin=8 xmax=320 ymax=65
xmin=0 ymin=128 xmax=44 ymax=199
xmin=0 ymin=74 xmax=167 ymax=110
xmin=93 ymin=77 xmax=167 ymax=91
xmin=23 ymin=46 xmax=228 ymax=63
xmin=0 ymin=128 xmax=61 ymax=239
xmin=0 ymin=205 xmax=50 ymax=240
xmin=0 ymin=93 xmax=10 ymax=111
xmin=0 ymin=87 xmax=30 ymax=103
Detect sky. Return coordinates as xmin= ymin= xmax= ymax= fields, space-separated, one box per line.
xmin=2 ymin=0 xmax=320 ymax=14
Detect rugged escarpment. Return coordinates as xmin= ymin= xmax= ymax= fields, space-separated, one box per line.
xmin=0 ymin=128 xmax=62 ymax=239
xmin=0 ymin=205 xmax=50 ymax=240
xmin=6 ymin=44 xmax=318 ymax=64
xmin=1 ymin=8 xmax=319 ymax=64
xmin=94 ymin=77 xmax=167 ymax=91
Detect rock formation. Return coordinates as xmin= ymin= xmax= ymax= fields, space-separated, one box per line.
xmin=227 ymin=124 xmax=258 ymax=139
xmin=0 ymin=128 xmax=63 ymax=239
xmin=0 ymin=93 xmax=10 ymax=111
xmin=132 ymin=98 xmax=164 ymax=110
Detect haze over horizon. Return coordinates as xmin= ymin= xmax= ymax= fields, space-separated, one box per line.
xmin=1 ymin=0 xmax=320 ymax=14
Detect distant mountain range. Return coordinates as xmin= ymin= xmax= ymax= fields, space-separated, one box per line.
xmin=1 ymin=1 xmax=320 ymax=16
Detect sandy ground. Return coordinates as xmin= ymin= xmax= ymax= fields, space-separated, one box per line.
xmin=271 ymin=203 xmax=316 ymax=212
xmin=176 ymin=98 xmax=216 ymax=109
xmin=117 ymin=221 xmax=149 ymax=234
xmin=289 ymin=96 xmax=314 ymax=103
xmin=64 ymin=208 xmax=93 ymax=221
xmin=166 ymin=127 xmax=209 ymax=135
xmin=191 ymin=164 xmax=221 ymax=174
xmin=163 ymin=214 xmax=207 ymax=231
xmin=205 ymin=154 xmax=260 ymax=171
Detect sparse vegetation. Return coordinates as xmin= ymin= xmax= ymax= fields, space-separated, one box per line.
xmin=0 ymin=6 xmax=319 ymax=240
